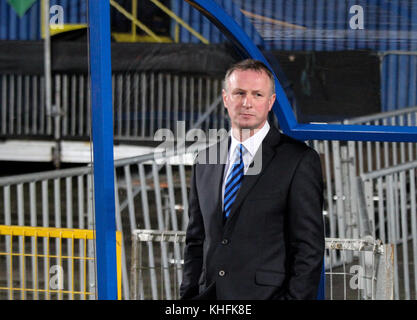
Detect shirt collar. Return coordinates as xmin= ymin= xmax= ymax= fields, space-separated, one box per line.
xmin=229 ymin=121 xmax=270 ymax=160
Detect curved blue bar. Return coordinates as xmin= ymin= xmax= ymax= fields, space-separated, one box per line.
xmin=186 ymin=0 xmax=417 ymax=142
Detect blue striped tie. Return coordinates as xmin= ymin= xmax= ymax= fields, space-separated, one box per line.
xmin=223 ymin=144 xmax=244 ymax=218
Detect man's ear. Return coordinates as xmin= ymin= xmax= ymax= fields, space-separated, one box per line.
xmin=268 ymin=93 xmax=276 ymax=111
xmin=222 ymin=89 xmax=228 ymax=109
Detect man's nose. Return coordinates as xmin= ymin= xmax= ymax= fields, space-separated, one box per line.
xmin=243 ymin=95 xmax=253 ymax=107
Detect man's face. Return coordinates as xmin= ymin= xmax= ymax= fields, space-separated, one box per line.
xmin=222 ymin=69 xmax=276 ymax=132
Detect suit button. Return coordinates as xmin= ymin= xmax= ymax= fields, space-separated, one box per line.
xmin=221 ymin=239 xmax=229 ymax=245
xmin=218 ymin=270 xmax=226 ymax=277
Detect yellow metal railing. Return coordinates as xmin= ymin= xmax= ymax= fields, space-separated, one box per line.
xmin=0 ymin=225 xmax=122 ymax=300
xmin=41 ymin=0 xmax=209 ymax=43
xmin=110 ymin=0 xmax=209 ymax=44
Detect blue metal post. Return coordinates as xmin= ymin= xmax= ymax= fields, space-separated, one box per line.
xmin=88 ymin=0 xmax=118 ymax=300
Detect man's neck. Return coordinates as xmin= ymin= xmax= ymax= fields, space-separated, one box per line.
xmin=231 ymin=121 xmax=268 ymax=142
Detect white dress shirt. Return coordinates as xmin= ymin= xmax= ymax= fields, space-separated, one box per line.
xmin=221 ymin=121 xmax=270 ymax=210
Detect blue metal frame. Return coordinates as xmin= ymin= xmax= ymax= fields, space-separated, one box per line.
xmin=186 ymin=0 xmax=417 ymax=143
xmin=88 ymin=0 xmax=118 ymax=300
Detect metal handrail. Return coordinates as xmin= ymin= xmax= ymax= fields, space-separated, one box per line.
xmin=343 ymin=105 xmax=417 ymax=125
xmin=109 ymin=0 xmax=209 ymax=44
xmin=149 ymin=0 xmax=209 ymax=44
xmin=110 ymin=0 xmax=163 ymax=42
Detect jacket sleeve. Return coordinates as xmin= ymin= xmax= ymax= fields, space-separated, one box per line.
xmin=284 ymin=148 xmax=325 ymax=300
xmin=179 ymin=163 xmax=205 ymax=299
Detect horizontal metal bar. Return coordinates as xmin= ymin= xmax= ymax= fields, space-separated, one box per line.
xmin=289 ymin=123 xmax=417 ymax=143
xmin=0 ymin=225 xmax=95 ymax=240
xmin=132 ymin=229 xmax=186 ymax=243
xmin=361 ymin=160 xmax=417 ymax=180
xmin=343 ymin=106 xmax=417 ymax=125
xmin=325 ymin=237 xmax=383 ymax=253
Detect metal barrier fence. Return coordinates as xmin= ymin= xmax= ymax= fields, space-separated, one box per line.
xmin=309 ymin=105 xmax=417 ymax=269
xmin=0 ymin=72 xmax=226 ymax=141
xmin=0 ymin=225 xmax=122 ymax=300
xmin=358 ymin=160 xmax=417 ymax=300
xmin=0 ymin=149 xmax=198 ymax=300
xmin=1 ymin=104 xmax=416 ymax=299
xmin=130 ymin=229 xmax=394 ymax=300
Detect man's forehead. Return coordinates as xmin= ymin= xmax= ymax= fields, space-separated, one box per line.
xmin=227 ymin=69 xmax=272 ymax=89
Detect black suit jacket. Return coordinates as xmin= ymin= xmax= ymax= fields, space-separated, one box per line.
xmin=180 ymin=126 xmax=325 ymax=300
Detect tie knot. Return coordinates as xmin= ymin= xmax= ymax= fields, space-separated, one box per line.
xmin=234 ymin=144 xmax=244 ymax=164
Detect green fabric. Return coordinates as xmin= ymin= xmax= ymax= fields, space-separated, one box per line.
xmin=7 ymin=0 xmax=37 ymax=18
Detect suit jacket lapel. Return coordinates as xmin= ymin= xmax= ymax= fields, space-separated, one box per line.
xmin=225 ymin=127 xmax=281 ymax=223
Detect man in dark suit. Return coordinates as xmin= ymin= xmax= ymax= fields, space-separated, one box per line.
xmin=180 ymin=59 xmax=324 ymax=300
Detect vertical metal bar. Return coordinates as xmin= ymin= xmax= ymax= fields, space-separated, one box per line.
xmin=40 ymin=76 xmax=45 ymax=135
xmin=131 ymin=233 xmax=138 ymax=299
xmin=165 ymin=163 xmax=182 ymax=286
xmin=332 ymin=141 xmax=345 ymax=240
xmin=205 ymin=77 xmax=211 ymax=133
xmin=347 ymin=141 xmax=359 ymax=240
xmin=125 ymin=74 xmax=131 ymax=137
xmin=141 ymin=73 xmax=147 ymax=138
xmin=138 ymin=163 xmax=158 ymax=299
xmin=166 ymin=74 xmax=171 ymax=132
xmin=181 ymin=76 xmax=187 ymax=129
xmin=1 ymin=74 xmax=7 ymax=135
xmin=150 ymin=72 xmax=155 ymax=137
xmin=213 ymin=79 xmax=219 ymax=130
xmin=44 ymin=0 xmax=52 ymax=137
xmin=71 ymin=75 xmax=77 ymax=136
xmin=4 ymin=186 xmax=12 ymax=298
xmin=387 ymin=175 xmax=399 ymax=299
xmin=117 ymin=74 xmax=123 ymax=138
xmin=197 ymin=77 xmax=202 ymax=129
xmin=16 ymin=73 xmax=22 ymax=135
xmin=29 ymin=182 xmax=38 ymax=299
xmin=323 ymin=140 xmax=336 ymax=263
xmin=409 ymin=168 xmax=417 ymax=299
xmin=88 ymin=0 xmax=118 ymax=299
xmin=24 ymin=75 xmax=30 ymax=134
xmin=9 ymin=74 xmax=15 ymax=134
xmin=114 ymin=172 xmax=130 ymax=299
xmin=357 ymin=141 xmax=364 ymax=174
xmin=124 ymin=165 xmax=138 ymax=232
xmin=399 ymin=116 xmax=406 ymax=163
xmin=382 ymin=118 xmax=389 ymax=167
xmin=179 ymin=164 xmax=189 ymax=231
xmin=377 ymin=176 xmax=386 ymax=243
xmin=77 ymin=175 xmax=85 ymax=299
xmin=399 ymin=171 xmax=410 ymax=299
xmin=407 ymin=113 xmax=413 ymax=162
xmin=62 ymin=74 xmax=69 ymax=137
xmin=32 ymin=75 xmax=38 ymax=135
xmin=17 ymin=184 xmax=25 ymax=299
xmin=54 ymin=178 xmax=61 ymax=258
xmin=78 ymin=75 xmax=85 ymax=137
xmin=157 ymin=73 xmax=163 ymax=131
xmin=133 ymin=73 xmax=139 ymax=137
xmin=54 ymin=74 xmax=61 ymax=141
xmin=87 ymin=175 xmax=95 ymax=299
xmin=66 ymin=177 xmax=74 ymax=300
xmin=375 ymin=121 xmax=382 ymax=170
xmin=42 ymin=180 xmax=49 ymax=299
xmin=9 ymin=233 xmax=13 ymax=300
xmin=152 ymin=163 xmax=165 ymax=230
xmin=189 ymin=76 xmax=195 ymax=129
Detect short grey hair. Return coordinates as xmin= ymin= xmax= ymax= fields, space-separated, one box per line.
xmin=223 ymin=59 xmax=276 ymax=95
